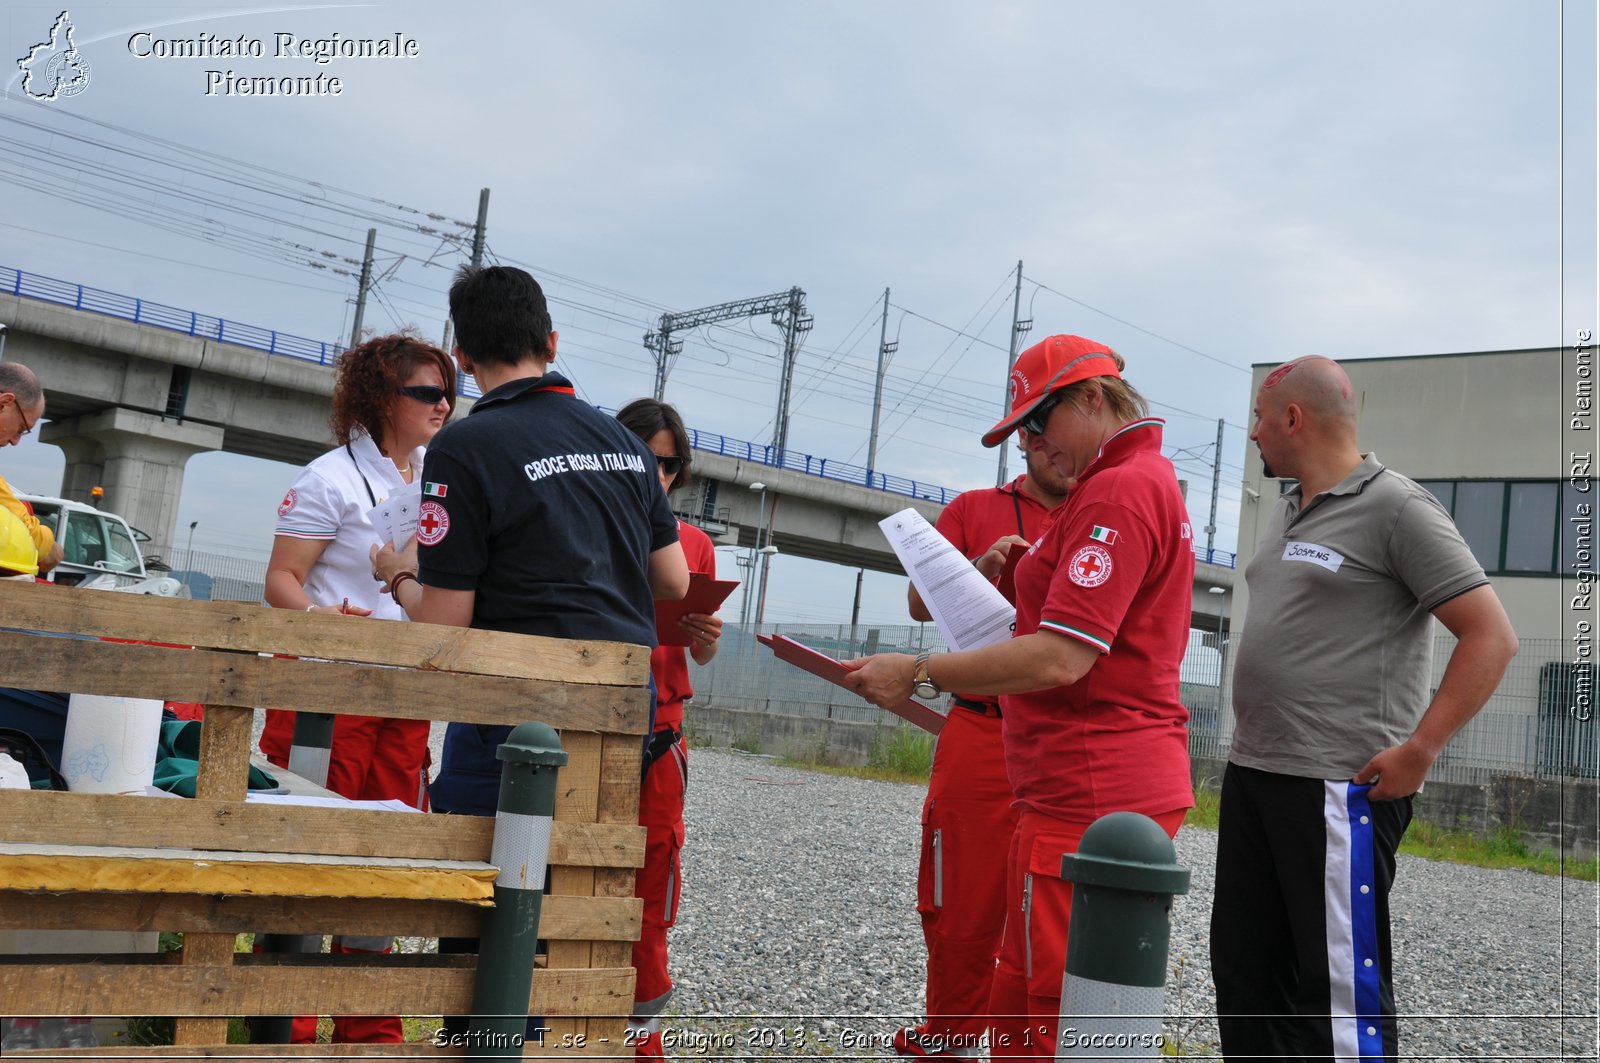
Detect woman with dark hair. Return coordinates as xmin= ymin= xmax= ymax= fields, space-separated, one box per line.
xmin=259 ymin=331 xmax=455 ymax=1045
xmin=847 ymin=335 xmax=1193 ymax=1058
xmin=614 ymin=397 xmax=722 ymax=1061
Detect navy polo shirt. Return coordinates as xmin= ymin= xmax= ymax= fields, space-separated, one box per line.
xmin=416 ymin=371 xmax=678 ymax=645
xmin=417 ymin=371 xmax=678 ymax=815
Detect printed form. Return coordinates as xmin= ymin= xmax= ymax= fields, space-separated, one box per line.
xmin=879 ymin=508 xmax=1017 ymax=651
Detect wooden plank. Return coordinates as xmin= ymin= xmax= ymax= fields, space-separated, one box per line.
xmin=0 ymin=963 xmax=633 ymax=1018
xmin=0 ymin=792 xmax=644 ymax=867
xmin=172 ymin=932 xmax=237 ymax=1046
xmin=546 ymin=731 xmax=604 ymax=1047
xmin=0 ymin=845 xmax=498 ymax=904
xmin=0 ymin=580 xmax=648 ymax=685
xmin=0 ymin=892 xmax=643 ymax=942
xmin=194 ymin=705 xmax=251 ymax=803
xmin=0 ymin=632 xmax=650 ymax=734
xmin=596 ymin=732 xmax=641 ymax=826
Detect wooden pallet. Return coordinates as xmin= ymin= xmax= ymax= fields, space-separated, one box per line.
xmin=0 ymin=580 xmax=650 ymax=1057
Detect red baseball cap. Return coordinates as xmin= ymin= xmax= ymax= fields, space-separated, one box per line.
xmin=981 ymin=334 xmax=1122 ymax=447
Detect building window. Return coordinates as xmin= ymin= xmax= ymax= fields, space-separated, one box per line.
xmin=1417 ymin=479 xmax=1572 ymax=578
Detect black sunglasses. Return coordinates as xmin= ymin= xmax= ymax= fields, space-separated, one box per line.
xmin=397 ymin=385 xmax=451 ymax=405
xmin=656 ymin=455 xmax=684 ymax=476
xmin=1019 ymin=390 xmax=1065 ymax=436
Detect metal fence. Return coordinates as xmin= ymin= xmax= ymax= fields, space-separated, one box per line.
xmin=693 ymin=626 xmax=1591 ymax=783
xmin=151 ymin=546 xmax=269 ymax=604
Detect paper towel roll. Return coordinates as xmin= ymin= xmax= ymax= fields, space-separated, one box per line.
xmin=61 ymin=694 xmax=163 ymax=794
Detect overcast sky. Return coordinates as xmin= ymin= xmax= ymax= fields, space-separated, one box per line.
xmin=2 ymin=1 xmax=1595 ymax=624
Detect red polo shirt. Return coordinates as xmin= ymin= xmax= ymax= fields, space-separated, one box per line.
xmin=1002 ymin=419 xmax=1195 ymax=821
xmin=650 ymin=520 xmax=717 ymax=731
xmin=934 ymin=477 xmax=1063 ymax=709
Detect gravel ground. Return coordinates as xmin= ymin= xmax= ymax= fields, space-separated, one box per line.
xmin=254 ymin=717 xmax=1597 ymax=1060
xmin=664 ymin=748 xmax=1598 ymax=1061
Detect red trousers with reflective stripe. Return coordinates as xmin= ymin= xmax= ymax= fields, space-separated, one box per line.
xmin=259 ymin=710 xmax=430 ymax=808
xmin=916 ymin=707 xmax=1017 ymax=1045
xmin=987 ymin=807 xmax=1187 ymax=1059
xmin=632 ymin=734 xmax=687 ymax=1036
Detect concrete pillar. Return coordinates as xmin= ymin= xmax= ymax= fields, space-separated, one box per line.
xmin=40 ymin=408 xmax=224 ymax=550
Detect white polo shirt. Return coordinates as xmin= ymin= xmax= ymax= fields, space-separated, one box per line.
xmin=273 ymin=431 xmax=423 ymax=622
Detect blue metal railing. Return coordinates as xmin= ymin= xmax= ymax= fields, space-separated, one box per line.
xmin=1 ymin=264 xmax=1236 ymax=563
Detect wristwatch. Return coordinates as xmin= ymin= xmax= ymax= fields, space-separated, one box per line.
xmin=912 ymin=650 xmax=941 ymax=701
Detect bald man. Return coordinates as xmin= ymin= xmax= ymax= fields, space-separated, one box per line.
xmin=1211 ymin=356 xmax=1518 ymax=1063
xmin=0 ymin=362 xmax=62 ymax=574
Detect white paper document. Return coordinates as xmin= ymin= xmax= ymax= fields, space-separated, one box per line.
xmin=367 ymin=483 xmax=422 ymax=549
xmin=880 ymin=508 xmax=1017 ymax=651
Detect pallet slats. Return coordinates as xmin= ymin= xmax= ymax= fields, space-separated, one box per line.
xmin=0 ymin=581 xmax=648 ymax=1054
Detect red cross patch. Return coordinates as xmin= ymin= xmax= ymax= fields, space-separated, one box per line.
xmin=277 ymin=488 xmax=297 ymax=517
xmin=416 ymin=500 xmax=450 ymax=546
xmin=1068 ymin=544 xmax=1113 ymax=588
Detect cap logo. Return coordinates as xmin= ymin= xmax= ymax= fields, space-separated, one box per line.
xmin=1009 ymin=368 xmax=1029 ymax=407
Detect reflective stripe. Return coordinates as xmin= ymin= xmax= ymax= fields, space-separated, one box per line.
xmin=286 ymin=744 xmax=331 ymax=788
xmin=489 ymin=810 xmax=553 ymax=892
xmin=672 ymin=740 xmax=688 ymax=791
xmin=1022 ymin=873 xmax=1034 ymax=980
xmin=932 ymin=828 xmax=944 ymax=909
xmin=631 ymin=986 xmax=674 ymax=1020
xmin=627 ymin=1014 xmax=662 ymax=1039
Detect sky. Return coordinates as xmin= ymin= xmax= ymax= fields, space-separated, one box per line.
xmin=1 ymin=1 xmax=1595 ymax=625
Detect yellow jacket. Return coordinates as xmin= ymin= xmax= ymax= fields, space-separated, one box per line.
xmin=0 ymin=472 xmax=55 ymax=558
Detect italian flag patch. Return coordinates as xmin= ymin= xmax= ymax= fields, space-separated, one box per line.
xmin=423 ymin=482 xmax=448 ymax=498
xmin=1089 ymin=525 xmax=1118 ymax=545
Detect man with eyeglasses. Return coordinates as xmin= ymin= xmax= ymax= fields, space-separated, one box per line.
xmin=0 ymin=362 xmax=62 ymax=574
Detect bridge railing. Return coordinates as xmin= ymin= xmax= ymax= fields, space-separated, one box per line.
xmin=3 ymin=264 xmax=1236 ymax=556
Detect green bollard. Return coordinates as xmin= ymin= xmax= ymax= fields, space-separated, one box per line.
xmin=286 ymin=711 xmax=336 ymax=787
xmin=249 ymin=711 xmax=336 ymax=1045
xmin=1056 ymin=812 xmax=1190 ymax=1061
xmin=466 ymin=722 xmax=568 ymax=1057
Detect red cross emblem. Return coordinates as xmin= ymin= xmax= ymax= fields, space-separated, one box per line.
xmin=1068 ymin=544 xmax=1113 ymax=588
xmin=415 ymin=501 xmax=450 ymax=545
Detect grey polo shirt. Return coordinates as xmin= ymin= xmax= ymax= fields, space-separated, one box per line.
xmin=1230 ymin=454 xmax=1489 ymax=779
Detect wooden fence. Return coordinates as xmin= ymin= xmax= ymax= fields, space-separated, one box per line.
xmin=0 ymin=579 xmax=650 ymax=1057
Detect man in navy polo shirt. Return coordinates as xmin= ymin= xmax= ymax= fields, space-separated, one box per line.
xmin=374 ymin=264 xmax=688 ymax=813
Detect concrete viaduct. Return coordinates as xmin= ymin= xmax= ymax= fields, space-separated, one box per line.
xmin=0 ymin=282 xmax=1234 ymax=626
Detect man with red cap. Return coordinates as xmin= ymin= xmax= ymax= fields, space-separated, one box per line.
xmin=848 ymin=335 xmax=1193 ymax=1058
xmin=894 ymin=432 xmax=1071 ymax=1060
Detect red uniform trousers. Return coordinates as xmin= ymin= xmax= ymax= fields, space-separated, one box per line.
xmin=915 ymin=706 xmax=1017 ymax=1049
xmin=630 ymin=732 xmax=687 ymax=1062
xmin=986 ymin=807 xmax=1186 ymax=1059
xmin=259 ymin=710 xmax=431 ymax=807
xmin=259 ymin=710 xmax=431 ymax=1044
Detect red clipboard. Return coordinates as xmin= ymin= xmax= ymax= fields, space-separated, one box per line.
xmin=758 ymin=633 xmax=948 ymax=734
xmin=996 ymin=541 xmax=1028 ymax=603
xmin=655 ymin=572 xmax=740 ymax=647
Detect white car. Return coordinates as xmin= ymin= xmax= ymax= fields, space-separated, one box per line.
xmin=18 ymin=494 xmax=182 ymax=596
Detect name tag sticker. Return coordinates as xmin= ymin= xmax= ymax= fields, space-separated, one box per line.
xmin=1282 ymin=540 xmax=1345 ymax=572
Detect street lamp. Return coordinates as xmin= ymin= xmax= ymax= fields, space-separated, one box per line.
xmin=754 ymin=544 xmax=780 ymax=628
xmin=747 ymin=481 xmax=773 ymax=633
xmin=182 ymin=521 xmax=198 ymax=596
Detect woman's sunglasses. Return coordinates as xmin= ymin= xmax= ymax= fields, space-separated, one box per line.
xmin=656 ymin=455 xmax=684 ymax=476
xmin=397 ymin=385 xmax=451 ymax=405
xmin=1019 ymin=390 xmax=1064 ymax=436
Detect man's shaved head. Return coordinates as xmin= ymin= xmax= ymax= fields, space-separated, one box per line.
xmin=1260 ymin=355 xmax=1356 ymax=426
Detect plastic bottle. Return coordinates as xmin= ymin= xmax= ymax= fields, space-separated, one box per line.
xmin=1 ymin=1017 xmax=47 ymax=1051
xmin=59 ymin=1017 xmax=99 ymax=1048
